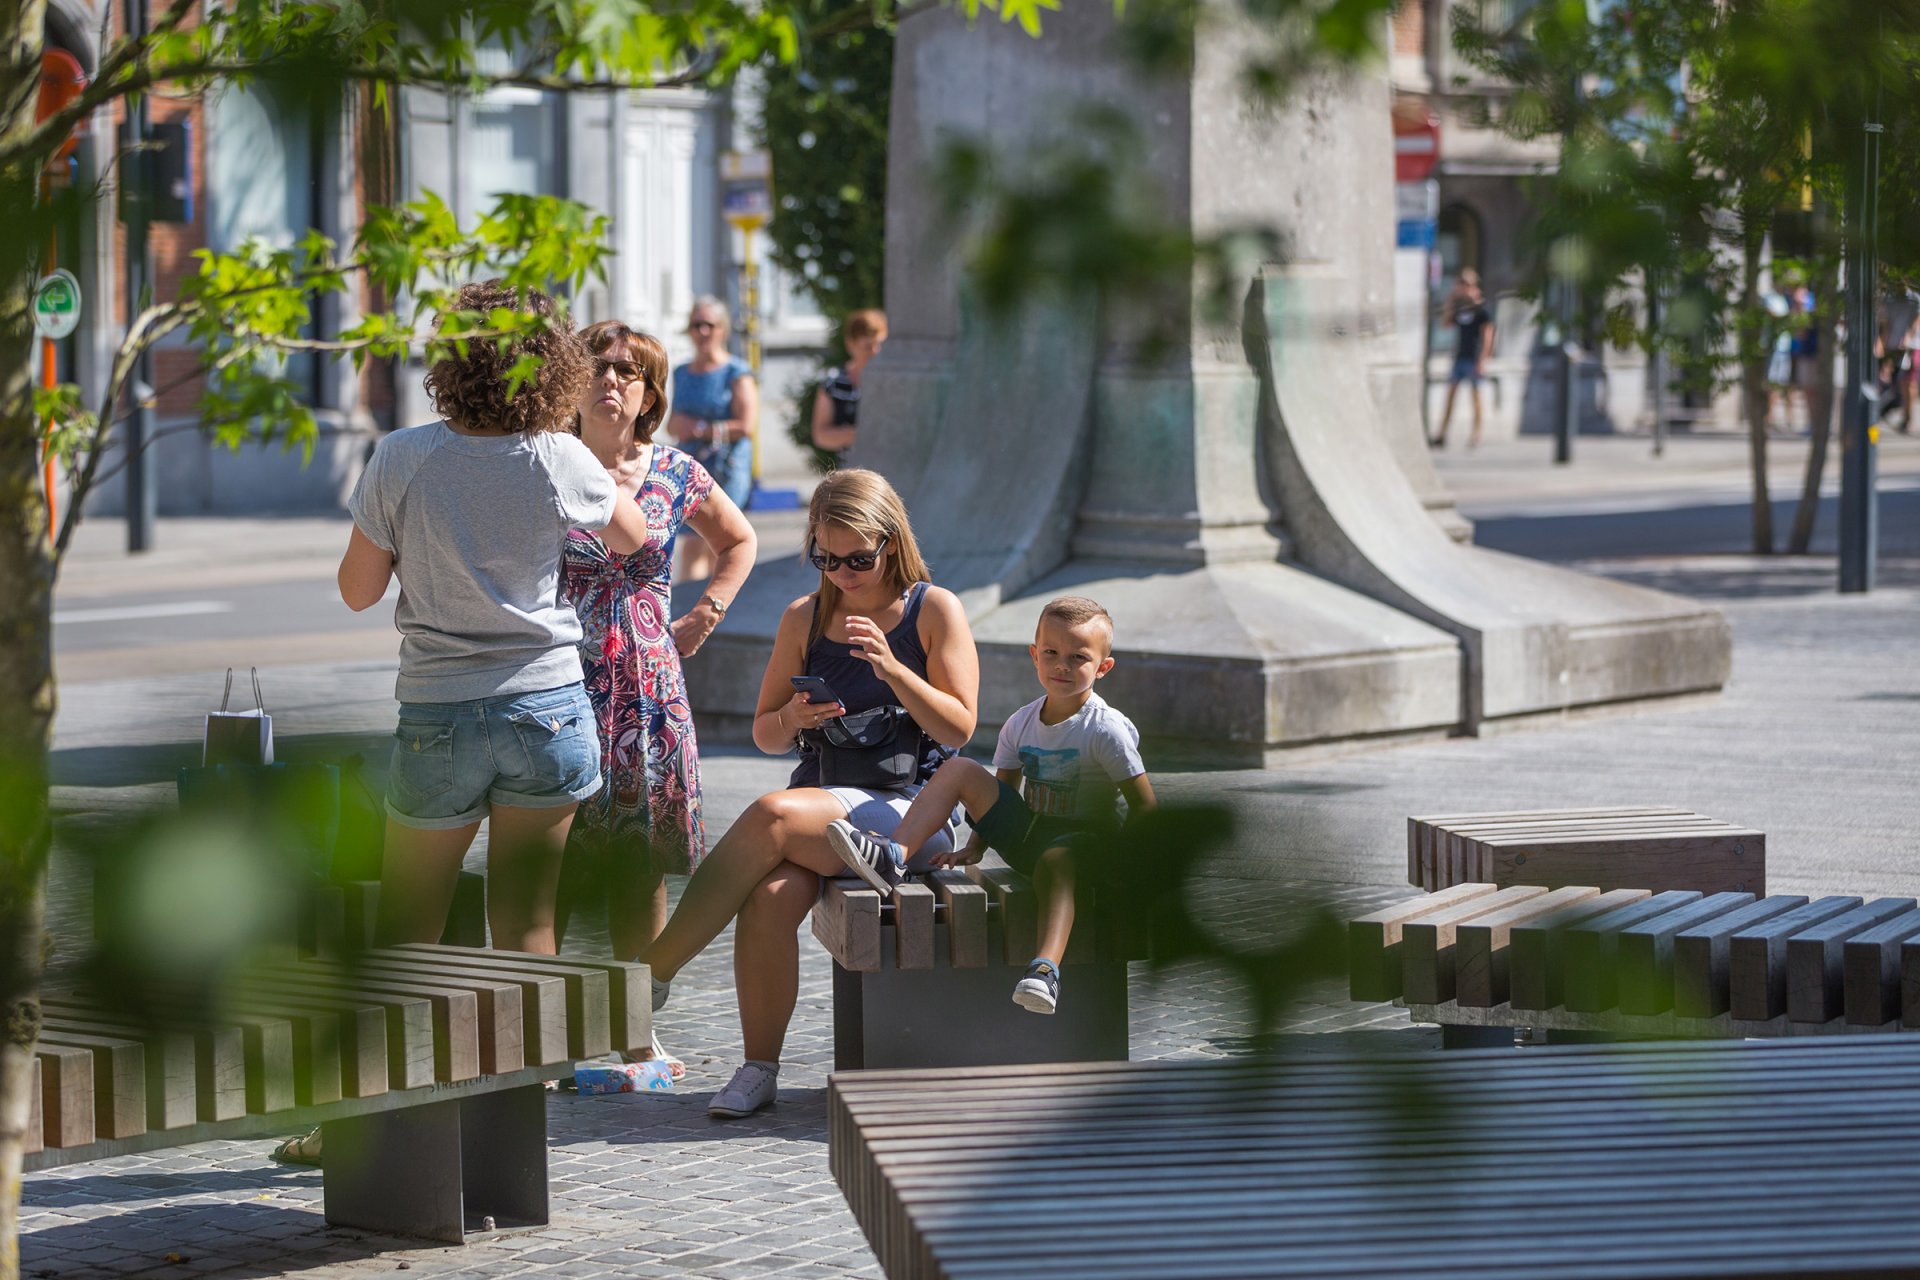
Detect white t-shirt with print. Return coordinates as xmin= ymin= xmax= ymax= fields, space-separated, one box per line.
xmin=991 ymin=692 xmax=1146 ymax=827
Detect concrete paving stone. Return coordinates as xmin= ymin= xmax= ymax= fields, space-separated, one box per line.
xmin=512 ymin=1248 xmax=586 ymax=1264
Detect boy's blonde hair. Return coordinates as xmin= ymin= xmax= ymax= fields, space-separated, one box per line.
xmin=1037 ymin=596 xmax=1115 ymax=652
xmin=806 ymin=469 xmax=933 ymax=646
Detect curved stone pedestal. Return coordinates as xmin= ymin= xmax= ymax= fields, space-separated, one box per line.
xmin=1254 ymin=266 xmax=1731 ymax=730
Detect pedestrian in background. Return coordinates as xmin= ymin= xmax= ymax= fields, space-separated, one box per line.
xmin=559 ymin=320 xmax=757 ymax=1078
xmin=1430 ymin=268 xmax=1495 ymax=450
xmin=1785 ymin=284 xmax=1818 ymax=430
xmin=810 ymin=309 xmax=888 ymax=462
xmin=669 ymin=297 xmax=757 ymax=581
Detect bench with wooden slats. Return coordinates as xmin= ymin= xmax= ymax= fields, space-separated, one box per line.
xmin=829 ymin=1038 xmax=1920 ymax=1280
xmin=1407 ymin=806 xmax=1765 ymax=896
xmin=26 ymin=945 xmax=649 ymax=1245
xmin=810 ymin=866 xmax=1150 ymax=1070
xmin=1351 ymin=881 xmax=1920 ymax=1043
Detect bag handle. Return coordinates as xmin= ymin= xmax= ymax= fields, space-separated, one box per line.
xmin=219 ymin=667 xmax=267 ymax=713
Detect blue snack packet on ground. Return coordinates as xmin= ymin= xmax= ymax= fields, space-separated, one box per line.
xmin=573 ymin=1061 xmax=674 ymax=1094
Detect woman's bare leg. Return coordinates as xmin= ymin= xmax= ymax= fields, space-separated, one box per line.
xmin=608 ymin=864 xmax=668 ymax=962
xmin=735 ymin=862 xmax=821 ymax=1063
xmin=375 ymin=818 xmax=480 ymax=945
xmin=640 ymin=788 xmax=845 ymax=982
xmin=487 ymin=803 xmax=578 ymax=953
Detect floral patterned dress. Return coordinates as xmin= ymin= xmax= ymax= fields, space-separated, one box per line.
xmin=561 ymin=444 xmax=713 ymax=872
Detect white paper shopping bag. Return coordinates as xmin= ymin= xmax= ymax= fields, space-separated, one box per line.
xmin=204 ymin=667 xmax=274 ymax=766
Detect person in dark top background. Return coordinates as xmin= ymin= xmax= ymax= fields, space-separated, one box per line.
xmin=810 ymin=309 xmax=888 ymax=463
xmin=1431 ymin=268 xmax=1495 ymax=450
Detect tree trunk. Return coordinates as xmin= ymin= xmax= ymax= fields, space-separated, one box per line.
xmin=0 ymin=312 xmax=56 ymax=1280
xmin=0 ymin=4 xmax=59 ymax=1276
xmin=1741 ymin=232 xmax=1773 ymax=554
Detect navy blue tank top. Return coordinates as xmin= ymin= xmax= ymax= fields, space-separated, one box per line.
xmin=789 ymin=581 xmax=948 ymax=788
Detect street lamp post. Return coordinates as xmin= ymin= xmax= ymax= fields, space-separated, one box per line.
xmin=1838 ymin=108 xmax=1882 ymax=594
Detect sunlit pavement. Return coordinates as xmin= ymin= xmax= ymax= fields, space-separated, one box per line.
xmin=26 ymin=430 xmax=1920 ymax=1277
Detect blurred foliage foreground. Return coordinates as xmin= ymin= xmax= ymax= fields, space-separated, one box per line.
xmin=53 ymin=772 xmax=1349 ymax=1059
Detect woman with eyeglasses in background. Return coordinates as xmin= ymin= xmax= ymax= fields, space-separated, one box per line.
xmin=560 ymin=320 xmax=757 ymax=1077
xmin=668 ymin=296 xmax=758 ymax=582
xmin=638 ymin=468 xmax=979 ymax=1117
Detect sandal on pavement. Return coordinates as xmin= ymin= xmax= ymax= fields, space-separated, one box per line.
xmin=638 ymin=1031 xmax=686 ymax=1081
xmin=270 ymin=1126 xmax=323 ymax=1167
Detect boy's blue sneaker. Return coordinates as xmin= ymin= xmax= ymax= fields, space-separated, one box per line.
xmin=826 ymin=819 xmax=905 ymax=895
xmin=1012 ymin=958 xmax=1061 ymax=1015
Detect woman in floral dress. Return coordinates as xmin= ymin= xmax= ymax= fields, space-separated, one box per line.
xmin=562 ymin=321 xmax=757 ymax=1071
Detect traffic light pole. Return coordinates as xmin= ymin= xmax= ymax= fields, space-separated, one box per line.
xmin=1838 ymin=109 xmax=1881 ymax=594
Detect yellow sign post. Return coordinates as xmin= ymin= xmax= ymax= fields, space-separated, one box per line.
xmin=721 ymin=150 xmax=773 ymax=485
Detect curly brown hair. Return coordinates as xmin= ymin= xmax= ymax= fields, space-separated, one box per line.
xmin=423 ymin=280 xmax=593 ymax=434
xmin=578 ymin=321 xmax=671 ymax=441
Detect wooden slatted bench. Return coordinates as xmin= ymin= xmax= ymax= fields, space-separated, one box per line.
xmin=1351 ymin=881 xmax=1920 ymax=1044
xmin=811 ymin=867 xmax=1150 ymax=1070
xmin=828 ymin=1038 xmax=1920 ymax=1279
xmin=25 ymin=945 xmax=651 ymax=1244
xmin=1407 ymin=806 xmax=1765 ymax=896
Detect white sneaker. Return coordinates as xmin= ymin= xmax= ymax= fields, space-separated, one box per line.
xmin=650 ymin=975 xmax=671 ymax=1012
xmin=708 ymin=1060 xmax=780 ymax=1118
xmin=826 ymin=819 xmax=905 ymax=895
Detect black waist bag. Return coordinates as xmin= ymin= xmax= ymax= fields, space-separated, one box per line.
xmin=805 ymin=706 xmax=921 ymax=790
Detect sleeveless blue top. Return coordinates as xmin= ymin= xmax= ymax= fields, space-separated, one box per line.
xmin=789 ymin=581 xmax=950 ymax=788
xmin=671 ymin=356 xmax=751 ymax=422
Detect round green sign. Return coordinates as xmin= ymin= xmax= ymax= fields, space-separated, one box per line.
xmin=33 ymin=269 xmax=81 ymax=341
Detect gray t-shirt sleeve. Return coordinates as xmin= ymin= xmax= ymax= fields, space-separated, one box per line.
xmin=347 ymin=432 xmax=399 ymax=552
xmin=539 ymin=433 xmax=619 ymax=531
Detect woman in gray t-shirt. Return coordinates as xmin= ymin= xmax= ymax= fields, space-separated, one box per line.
xmin=338 ymin=281 xmax=654 ymax=955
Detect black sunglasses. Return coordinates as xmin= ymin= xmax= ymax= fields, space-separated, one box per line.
xmin=594 ymin=358 xmax=646 ymax=384
xmin=807 ymin=535 xmax=889 ymax=573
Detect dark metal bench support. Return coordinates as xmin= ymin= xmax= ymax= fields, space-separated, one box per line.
xmin=1440 ymin=1025 xmax=1513 ymax=1049
xmin=833 ymin=948 xmax=1128 ymax=1071
xmin=322 ymin=1082 xmax=548 ymax=1243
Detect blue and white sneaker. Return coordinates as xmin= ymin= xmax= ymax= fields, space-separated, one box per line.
xmin=826 ymin=819 xmax=906 ymax=895
xmin=1012 ymin=958 xmax=1061 ymax=1015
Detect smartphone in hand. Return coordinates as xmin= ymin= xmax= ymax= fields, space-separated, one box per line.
xmin=789 ymin=675 xmax=844 ymax=706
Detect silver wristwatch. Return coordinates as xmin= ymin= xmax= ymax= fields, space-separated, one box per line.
xmin=702 ymin=593 xmax=729 ymax=618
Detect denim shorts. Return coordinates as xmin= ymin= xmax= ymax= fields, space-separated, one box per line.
xmin=387 ymin=684 xmax=602 ymax=830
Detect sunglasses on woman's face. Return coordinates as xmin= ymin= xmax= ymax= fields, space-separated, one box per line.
xmin=807 ymin=535 xmax=889 ymax=573
xmin=594 ymin=358 xmax=646 ymax=385
xmin=689 ymin=320 xmax=718 ymax=332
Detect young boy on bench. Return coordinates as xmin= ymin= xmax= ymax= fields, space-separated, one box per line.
xmin=828 ymin=595 xmax=1156 ymax=1013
